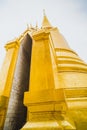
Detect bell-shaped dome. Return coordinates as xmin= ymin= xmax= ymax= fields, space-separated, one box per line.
xmin=50 ymin=28 xmax=87 ymax=72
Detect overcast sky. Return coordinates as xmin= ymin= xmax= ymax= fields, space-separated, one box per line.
xmin=0 ymin=0 xmax=87 ymax=68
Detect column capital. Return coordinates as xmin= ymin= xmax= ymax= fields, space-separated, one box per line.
xmin=5 ymin=40 xmax=20 ymax=51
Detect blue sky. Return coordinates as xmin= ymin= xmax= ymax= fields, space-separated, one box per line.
xmin=0 ymin=0 xmax=87 ymax=67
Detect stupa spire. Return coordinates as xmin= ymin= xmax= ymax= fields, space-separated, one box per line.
xmin=42 ymin=10 xmax=52 ymax=28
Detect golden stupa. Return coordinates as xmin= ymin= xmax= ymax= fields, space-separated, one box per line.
xmin=0 ymin=13 xmax=87 ymax=130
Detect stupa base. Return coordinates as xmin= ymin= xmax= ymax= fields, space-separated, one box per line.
xmin=21 ymin=112 xmax=76 ymax=130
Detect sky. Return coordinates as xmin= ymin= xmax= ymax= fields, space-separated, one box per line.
xmin=0 ymin=0 xmax=87 ymax=68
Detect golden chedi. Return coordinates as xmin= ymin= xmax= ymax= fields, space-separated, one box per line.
xmin=0 ymin=13 xmax=87 ymax=130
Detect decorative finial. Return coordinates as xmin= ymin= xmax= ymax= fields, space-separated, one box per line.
xmin=36 ymin=22 xmax=38 ymax=29
xmin=27 ymin=23 xmax=29 ymax=30
xmin=43 ymin=9 xmax=46 ymax=16
xmin=30 ymin=23 xmax=33 ymax=28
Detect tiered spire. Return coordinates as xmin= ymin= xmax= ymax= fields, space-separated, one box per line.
xmin=42 ymin=10 xmax=52 ymax=28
